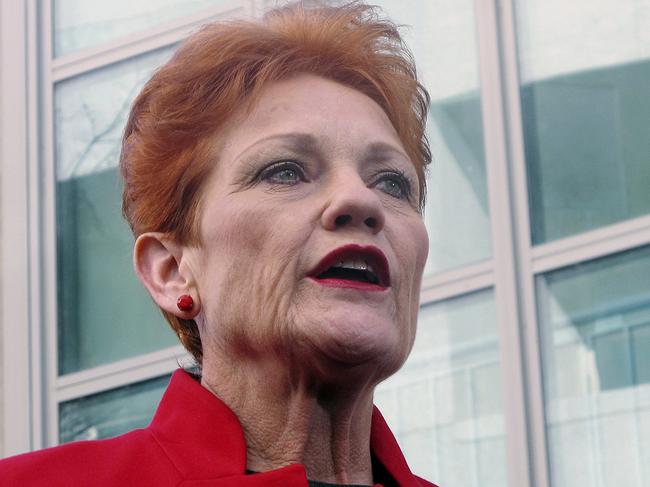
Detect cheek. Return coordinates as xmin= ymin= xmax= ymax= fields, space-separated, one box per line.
xmin=410 ymin=218 xmax=429 ymax=302
xmin=413 ymin=218 xmax=429 ymax=275
xmin=395 ymin=217 xmax=429 ymax=338
xmin=394 ymin=216 xmax=429 ymax=291
xmin=197 ymin=201 xmax=308 ymax=351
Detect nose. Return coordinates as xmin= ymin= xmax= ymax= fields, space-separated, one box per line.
xmin=321 ymin=173 xmax=386 ymax=234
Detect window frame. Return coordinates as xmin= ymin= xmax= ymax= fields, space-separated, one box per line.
xmin=41 ymin=0 xmax=256 ymax=448
xmin=1 ymin=0 xmax=42 ymax=456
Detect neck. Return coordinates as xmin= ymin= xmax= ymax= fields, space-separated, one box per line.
xmin=201 ymin=356 xmax=375 ymax=485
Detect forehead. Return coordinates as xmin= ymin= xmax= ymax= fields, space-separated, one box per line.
xmin=214 ymin=74 xmax=408 ymax=164
xmin=246 ymin=74 xmax=392 ymax=126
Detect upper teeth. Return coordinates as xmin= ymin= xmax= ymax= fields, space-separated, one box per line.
xmin=333 ymin=259 xmax=375 ymax=273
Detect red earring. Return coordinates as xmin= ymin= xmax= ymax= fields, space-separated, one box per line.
xmin=177 ymin=294 xmax=194 ymax=312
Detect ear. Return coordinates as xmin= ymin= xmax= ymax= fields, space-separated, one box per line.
xmin=133 ymin=232 xmax=200 ymax=319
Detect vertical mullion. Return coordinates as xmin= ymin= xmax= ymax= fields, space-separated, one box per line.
xmin=497 ymin=0 xmax=551 ymax=486
xmin=27 ymin=0 xmax=45 ymax=452
xmin=41 ymin=0 xmax=60 ymax=448
xmin=473 ymin=0 xmax=533 ymax=486
xmin=1 ymin=0 xmax=33 ymax=457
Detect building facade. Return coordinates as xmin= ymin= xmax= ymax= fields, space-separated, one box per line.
xmin=1 ymin=1 xmax=649 ymax=486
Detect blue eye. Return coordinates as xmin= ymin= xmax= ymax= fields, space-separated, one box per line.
xmin=375 ymin=172 xmax=412 ymax=200
xmin=260 ymin=161 xmax=305 ymax=185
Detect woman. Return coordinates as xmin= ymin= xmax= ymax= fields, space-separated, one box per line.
xmin=0 ymin=2 xmax=436 ymax=486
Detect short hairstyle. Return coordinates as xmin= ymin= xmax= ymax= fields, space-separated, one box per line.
xmin=120 ymin=1 xmax=431 ymax=365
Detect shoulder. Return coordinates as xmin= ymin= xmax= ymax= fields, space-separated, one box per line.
xmin=0 ymin=428 xmax=182 ymax=487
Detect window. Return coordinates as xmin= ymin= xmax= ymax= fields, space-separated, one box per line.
xmin=537 ymin=246 xmax=650 ymax=486
xmin=54 ymin=0 xmax=231 ymax=56
xmin=49 ymin=0 xmax=505 ymax=457
xmin=44 ymin=0 xmax=248 ymax=448
xmin=55 ymin=48 xmax=178 ymax=374
xmin=376 ymin=290 xmax=507 ymax=486
xmin=379 ymin=0 xmax=491 ymax=275
xmin=59 ymin=374 xmax=171 ymax=442
xmin=516 ymin=0 xmax=650 ymax=244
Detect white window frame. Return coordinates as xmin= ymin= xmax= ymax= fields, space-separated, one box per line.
xmin=1 ymin=0 xmax=42 ymax=456
xmin=40 ymin=0 xmax=254 ymax=448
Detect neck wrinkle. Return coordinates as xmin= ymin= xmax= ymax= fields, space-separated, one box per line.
xmin=200 ymin=356 xmax=376 ymax=485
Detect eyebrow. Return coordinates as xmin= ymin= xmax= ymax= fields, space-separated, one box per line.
xmin=233 ymin=132 xmax=321 ymax=162
xmin=234 ymin=132 xmax=411 ymax=165
xmin=363 ymin=141 xmax=411 ymax=165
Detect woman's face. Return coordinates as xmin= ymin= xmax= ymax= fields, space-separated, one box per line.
xmin=189 ymin=74 xmax=428 ymax=384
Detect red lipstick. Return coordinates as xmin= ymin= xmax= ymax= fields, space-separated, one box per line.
xmin=308 ymin=244 xmax=390 ymax=291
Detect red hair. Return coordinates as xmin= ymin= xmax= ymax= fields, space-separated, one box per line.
xmin=120 ymin=1 xmax=431 ymax=364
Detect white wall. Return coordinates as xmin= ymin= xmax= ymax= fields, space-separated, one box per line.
xmin=1 ymin=0 xmax=32 ymax=458
xmin=0 ymin=0 xmax=5 ymax=459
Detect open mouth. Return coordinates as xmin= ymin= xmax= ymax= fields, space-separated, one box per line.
xmin=309 ymin=244 xmax=390 ymax=289
xmin=316 ymin=262 xmax=380 ymax=285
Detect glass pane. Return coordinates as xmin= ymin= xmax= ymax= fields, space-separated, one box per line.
xmin=53 ymin=0 xmax=233 ymax=57
xmin=537 ymin=245 xmax=650 ymax=487
xmin=59 ymin=375 xmax=170 ymax=443
xmin=375 ymin=0 xmax=491 ymax=275
xmin=55 ymin=48 xmax=178 ymax=374
xmin=375 ymin=290 xmax=508 ymax=486
xmin=516 ymin=0 xmax=650 ymax=244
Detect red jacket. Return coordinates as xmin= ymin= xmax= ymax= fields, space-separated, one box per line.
xmin=0 ymin=370 xmax=437 ymax=486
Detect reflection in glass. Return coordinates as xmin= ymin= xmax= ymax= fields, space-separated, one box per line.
xmin=59 ymin=375 xmax=170 ymax=443
xmin=516 ymin=0 xmax=650 ymax=243
xmin=375 ymin=290 xmax=507 ymax=486
xmin=537 ymin=245 xmax=650 ymax=486
xmin=376 ymin=0 xmax=491 ymax=275
xmin=53 ymin=0 xmax=232 ymax=57
xmin=55 ymin=48 xmax=178 ymax=374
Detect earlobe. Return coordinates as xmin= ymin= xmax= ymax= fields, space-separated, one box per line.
xmin=133 ymin=233 xmax=200 ymax=318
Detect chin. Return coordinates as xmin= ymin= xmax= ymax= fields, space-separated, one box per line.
xmin=300 ymin=311 xmax=411 ymax=382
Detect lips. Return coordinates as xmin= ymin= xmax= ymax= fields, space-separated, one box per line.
xmin=308 ymin=244 xmax=390 ymax=289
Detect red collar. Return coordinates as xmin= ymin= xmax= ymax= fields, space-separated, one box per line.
xmin=147 ymin=369 xmax=432 ymax=486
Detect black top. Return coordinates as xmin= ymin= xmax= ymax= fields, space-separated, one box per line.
xmin=308 ymin=482 xmax=372 ymax=487
xmin=248 ymin=470 xmax=371 ymax=487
